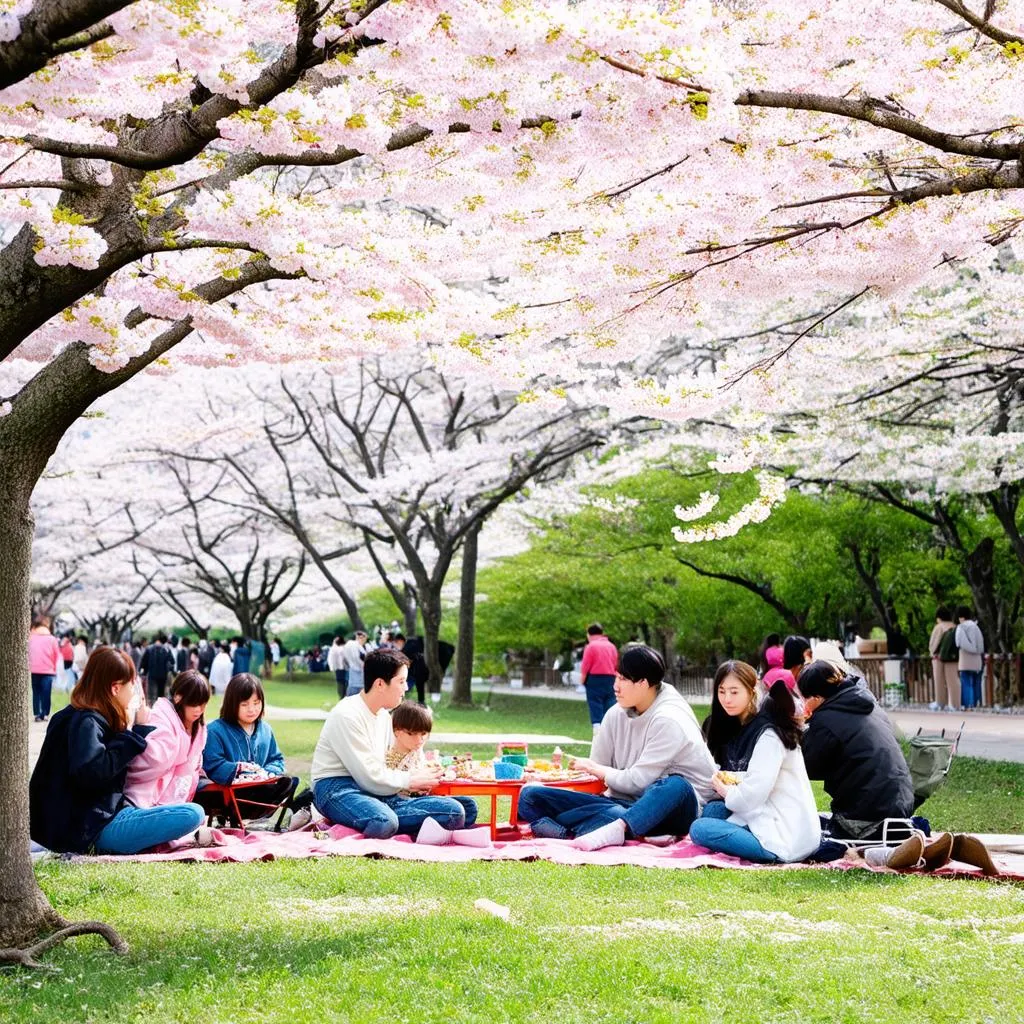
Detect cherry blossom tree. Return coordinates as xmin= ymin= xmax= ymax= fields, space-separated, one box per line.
xmin=2 ymin=0 xmax=1024 ymax=956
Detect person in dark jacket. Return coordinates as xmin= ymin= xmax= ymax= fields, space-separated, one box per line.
xmin=798 ymin=659 xmax=914 ymax=840
xmin=29 ymin=646 xmax=206 ymax=855
xmin=140 ymin=634 xmax=175 ymax=704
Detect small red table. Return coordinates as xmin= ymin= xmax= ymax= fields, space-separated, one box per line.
xmin=433 ymin=775 xmax=606 ymax=841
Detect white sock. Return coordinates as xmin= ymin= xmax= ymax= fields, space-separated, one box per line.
xmin=452 ymin=827 xmax=491 ymax=848
xmin=415 ymin=816 xmax=453 ymax=846
xmin=573 ymin=818 xmax=626 ymax=851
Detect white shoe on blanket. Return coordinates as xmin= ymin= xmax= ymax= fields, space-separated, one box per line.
xmin=194 ymin=826 xmax=217 ymax=848
xmin=573 ymin=819 xmax=626 ymax=851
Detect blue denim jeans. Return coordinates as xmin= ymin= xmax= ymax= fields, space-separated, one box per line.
xmin=584 ymin=675 xmax=616 ymax=726
xmin=31 ymin=673 xmax=55 ymax=719
xmin=314 ymin=776 xmax=477 ymax=839
xmin=959 ymin=669 xmax=982 ymax=708
xmin=334 ymin=668 xmax=348 ymax=700
xmin=688 ymin=799 xmax=780 ymax=863
xmin=516 ymin=774 xmax=699 ymax=839
xmin=95 ymin=803 xmax=206 ymax=854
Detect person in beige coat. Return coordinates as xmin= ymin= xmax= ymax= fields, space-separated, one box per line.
xmin=927 ymin=606 xmax=959 ymax=711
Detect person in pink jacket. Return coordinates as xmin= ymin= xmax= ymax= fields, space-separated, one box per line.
xmin=29 ymin=615 xmax=61 ymax=722
xmin=125 ymin=670 xmax=210 ymax=808
xmin=761 ymin=645 xmax=796 ymax=693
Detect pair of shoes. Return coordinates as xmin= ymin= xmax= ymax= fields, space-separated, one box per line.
xmin=415 ymin=816 xmax=491 ymax=848
xmin=864 ymin=833 xmax=925 ymax=870
xmin=951 ymin=833 xmax=998 ymax=876
xmin=922 ymin=832 xmax=953 ymax=870
xmin=286 ymin=807 xmax=313 ymax=832
xmin=943 ymin=704 xmax=956 ymax=712
xmin=33 ymin=715 xmax=43 ymax=722
xmin=928 ymin=701 xmax=940 ymax=711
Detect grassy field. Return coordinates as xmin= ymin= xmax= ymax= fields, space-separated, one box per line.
xmin=11 ymin=673 xmax=1021 ymax=1023
xmin=5 ymin=857 xmax=1024 ymax=1024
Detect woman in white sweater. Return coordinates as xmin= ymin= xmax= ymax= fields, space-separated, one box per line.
xmin=690 ymin=661 xmax=820 ymax=864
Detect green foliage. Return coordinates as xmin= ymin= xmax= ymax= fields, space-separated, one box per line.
xmin=475 ymin=466 xmax=965 ymax=665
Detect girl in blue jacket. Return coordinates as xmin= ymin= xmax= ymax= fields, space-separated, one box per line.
xmin=197 ymin=673 xmax=298 ymax=824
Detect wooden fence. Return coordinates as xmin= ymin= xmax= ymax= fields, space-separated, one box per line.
xmin=849 ymin=654 xmax=1024 ymax=707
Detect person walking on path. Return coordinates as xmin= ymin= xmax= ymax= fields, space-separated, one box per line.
xmin=517 ymin=644 xmax=717 ymax=850
xmin=311 ymin=648 xmax=475 ymax=838
xmin=29 ymin=615 xmax=61 ymax=722
xmin=954 ymin=607 xmax=985 ymax=709
xmin=580 ymin=623 xmax=618 ymax=737
xmin=928 ymin=606 xmax=960 ymax=711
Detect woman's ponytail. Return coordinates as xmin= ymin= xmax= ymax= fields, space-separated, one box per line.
xmin=764 ymin=679 xmax=802 ymax=750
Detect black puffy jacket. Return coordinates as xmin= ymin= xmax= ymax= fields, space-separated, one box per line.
xmin=802 ymin=679 xmax=914 ymax=826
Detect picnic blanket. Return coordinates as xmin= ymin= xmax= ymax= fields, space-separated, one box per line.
xmin=83 ymin=825 xmax=1024 ymax=880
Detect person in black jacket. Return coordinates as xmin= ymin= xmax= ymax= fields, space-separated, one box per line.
xmin=30 ymin=646 xmax=206 ymax=855
xmin=798 ymin=660 xmax=914 ymax=841
xmin=140 ymin=634 xmax=174 ymax=704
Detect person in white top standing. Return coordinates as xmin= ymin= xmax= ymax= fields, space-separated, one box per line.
xmin=311 ymin=648 xmax=477 ymax=839
xmin=516 ymin=644 xmax=718 ymax=850
xmin=327 ymin=636 xmax=347 ymax=699
xmin=209 ymin=642 xmax=233 ymax=695
xmin=341 ymin=630 xmax=367 ymax=696
xmin=954 ymin=606 xmax=986 ymax=709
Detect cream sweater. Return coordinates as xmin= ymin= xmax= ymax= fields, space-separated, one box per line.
xmin=310 ymin=694 xmax=410 ymax=795
xmin=723 ymin=731 xmax=821 ymax=862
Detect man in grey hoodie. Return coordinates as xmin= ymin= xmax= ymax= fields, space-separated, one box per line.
xmin=516 ymin=645 xmax=718 ymax=850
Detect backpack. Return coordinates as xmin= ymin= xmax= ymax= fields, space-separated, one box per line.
xmin=937 ymin=626 xmax=958 ymax=663
xmin=907 ymin=734 xmax=955 ymax=803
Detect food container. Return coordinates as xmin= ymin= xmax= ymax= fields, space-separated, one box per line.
xmin=500 ymin=753 xmax=529 ymax=767
xmin=493 ymin=761 xmax=525 ymax=780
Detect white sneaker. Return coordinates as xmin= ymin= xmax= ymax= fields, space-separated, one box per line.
xmin=928 ymin=702 xmax=940 ymax=711
xmin=287 ymin=807 xmax=313 ymax=832
xmin=943 ymin=704 xmax=956 ymax=712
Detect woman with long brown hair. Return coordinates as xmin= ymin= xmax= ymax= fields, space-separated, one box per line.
xmin=29 ymin=646 xmax=206 ymax=854
xmin=690 ymin=660 xmax=819 ymax=864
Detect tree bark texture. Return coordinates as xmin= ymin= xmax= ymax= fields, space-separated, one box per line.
xmin=0 ymin=480 xmax=66 ymax=946
xmin=451 ymin=522 xmax=480 ymax=706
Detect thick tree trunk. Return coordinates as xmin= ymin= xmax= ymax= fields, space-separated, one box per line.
xmin=0 ymin=487 xmax=65 ymax=946
xmin=401 ymin=582 xmax=417 ymax=639
xmin=451 ymin=522 xmax=480 ymax=706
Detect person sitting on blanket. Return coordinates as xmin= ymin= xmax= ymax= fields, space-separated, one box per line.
xmin=690 ymin=662 xmax=820 ymax=863
xmin=516 ymin=644 xmax=717 ymax=850
xmin=124 ymin=669 xmax=210 ymax=814
xmin=386 ymin=699 xmax=433 ymax=797
xmin=797 ymin=659 xmax=915 ymax=842
xmin=310 ymin=648 xmax=477 ymax=839
xmin=29 ymin=646 xmax=208 ymax=855
xmin=195 ymin=672 xmax=301 ymax=826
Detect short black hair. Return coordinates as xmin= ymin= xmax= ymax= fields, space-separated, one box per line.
xmin=617 ymin=644 xmax=665 ymax=686
xmin=794 ymin=659 xmax=844 ymax=699
xmin=935 ymin=605 xmax=952 ymax=621
xmin=364 ymin=647 xmax=411 ymax=691
xmin=391 ymin=701 xmax=432 ymax=733
xmin=782 ymin=635 xmax=811 ymax=670
xmin=220 ymin=673 xmax=265 ymax=725
xmin=586 ymin=623 xmax=604 ymax=636
xmin=956 ymin=605 xmax=973 ymax=620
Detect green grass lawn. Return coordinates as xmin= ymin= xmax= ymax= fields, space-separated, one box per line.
xmin=5 ymin=858 xmax=1023 ymax=1024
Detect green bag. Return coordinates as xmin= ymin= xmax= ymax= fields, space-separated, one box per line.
xmin=937 ymin=626 xmax=958 ymax=663
xmin=908 ymin=735 xmax=954 ymax=802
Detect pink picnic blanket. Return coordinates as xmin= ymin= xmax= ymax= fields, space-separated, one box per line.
xmin=88 ymin=825 xmax=1024 ymax=880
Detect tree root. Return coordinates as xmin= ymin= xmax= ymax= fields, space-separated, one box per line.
xmin=0 ymin=921 xmax=128 ymax=969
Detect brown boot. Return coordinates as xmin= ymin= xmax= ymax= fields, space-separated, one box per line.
xmin=951 ymin=834 xmax=999 ymax=876
xmin=883 ymin=833 xmax=925 ymax=870
xmin=921 ymin=832 xmax=953 ymax=871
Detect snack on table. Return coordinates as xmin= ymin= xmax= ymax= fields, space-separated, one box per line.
xmin=715 ymin=770 xmax=740 ymax=785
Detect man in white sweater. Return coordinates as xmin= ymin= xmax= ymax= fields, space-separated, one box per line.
xmin=311 ymin=648 xmax=477 ymax=838
xmin=517 ymin=645 xmax=718 ymax=850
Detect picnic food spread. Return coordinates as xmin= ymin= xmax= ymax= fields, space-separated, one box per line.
xmin=436 ymin=751 xmax=597 ymax=785
xmin=715 ymin=770 xmax=741 ymax=786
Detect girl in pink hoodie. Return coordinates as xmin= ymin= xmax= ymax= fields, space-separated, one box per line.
xmin=125 ymin=670 xmax=210 ymax=808
xmin=761 ymin=645 xmax=797 ymax=692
